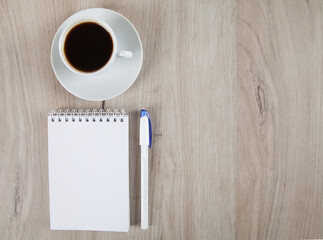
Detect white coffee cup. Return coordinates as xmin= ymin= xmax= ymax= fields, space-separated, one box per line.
xmin=58 ymin=18 xmax=132 ymax=75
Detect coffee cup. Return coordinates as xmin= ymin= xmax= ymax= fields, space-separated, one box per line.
xmin=58 ymin=18 xmax=132 ymax=75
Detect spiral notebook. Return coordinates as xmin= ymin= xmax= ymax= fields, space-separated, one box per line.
xmin=48 ymin=109 xmax=129 ymax=232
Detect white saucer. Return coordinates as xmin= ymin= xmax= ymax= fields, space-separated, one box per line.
xmin=51 ymin=8 xmax=143 ymax=101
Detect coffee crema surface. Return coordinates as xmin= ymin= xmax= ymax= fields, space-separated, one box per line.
xmin=64 ymin=22 xmax=113 ymax=73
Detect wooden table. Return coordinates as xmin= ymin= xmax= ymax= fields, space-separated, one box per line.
xmin=1 ymin=0 xmax=322 ymax=239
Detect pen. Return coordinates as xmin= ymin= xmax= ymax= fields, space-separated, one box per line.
xmin=139 ymin=109 xmax=152 ymax=230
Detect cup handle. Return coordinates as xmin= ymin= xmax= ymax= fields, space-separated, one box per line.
xmin=117 ymin=50 xmax=133 ymax=58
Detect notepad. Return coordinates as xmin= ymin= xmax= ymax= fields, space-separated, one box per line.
xmin=48 ymin=109 xmax=129 ymax=232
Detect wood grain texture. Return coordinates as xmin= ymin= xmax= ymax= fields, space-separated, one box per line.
xmin=0 ymin=0 xmax=322 ymax=239
xmin=236 ymin=0 xmax=323 ymax=239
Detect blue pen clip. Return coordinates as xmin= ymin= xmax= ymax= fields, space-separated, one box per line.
xmin=140 ymin=109 xmax=152 ymax=148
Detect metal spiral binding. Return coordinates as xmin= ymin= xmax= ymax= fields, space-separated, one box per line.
xmin=85 ymin=109 xmax=90 ymax=122
xmin=78 ymin=109 xmax=84 ymax=122
xmin=64 ymin=109 xmax=70 ymax=122
xmin=50 ymin=110 xmax=56 ymax=122
xmin=71 ymin=109 xmax=77 ymax=122
xmin=49 ymin=109 xmax=126 ymax=122
xmin=57 ymin=109 xmax=63 ymax=122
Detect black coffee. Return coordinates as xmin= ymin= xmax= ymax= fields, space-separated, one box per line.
xmin=64 ymin=22 xmax=113 ymax=72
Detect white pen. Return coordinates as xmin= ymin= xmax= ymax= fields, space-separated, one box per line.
xmin=139 ymin=109 xmax=152 ymax=230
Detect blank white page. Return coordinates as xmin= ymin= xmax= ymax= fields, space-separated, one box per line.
xmin=48 ymin=114 xmax=129 ymax=232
